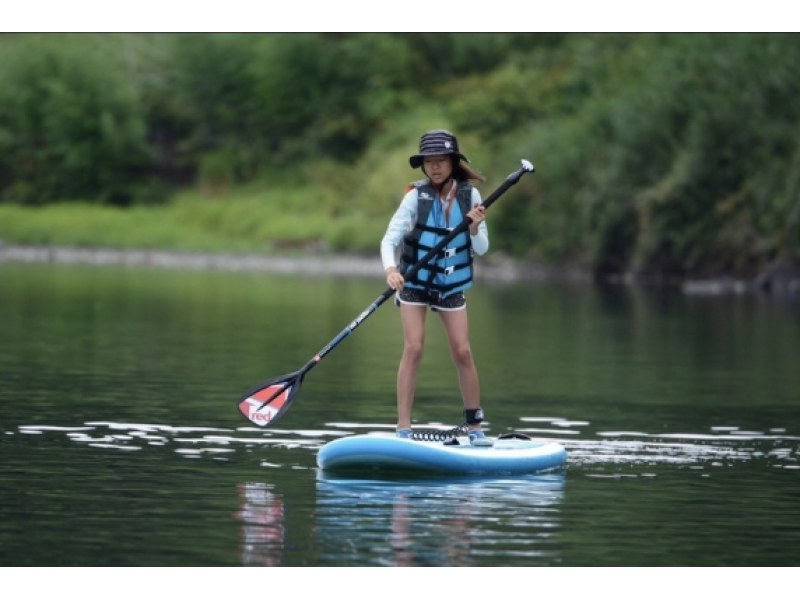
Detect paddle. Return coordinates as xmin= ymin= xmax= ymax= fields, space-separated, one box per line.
xmin=237 ymin=159 xmax=535 ymax=427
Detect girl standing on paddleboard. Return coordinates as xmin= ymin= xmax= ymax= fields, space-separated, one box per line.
xmin=381 ymin=130 xmax=492 ymax=446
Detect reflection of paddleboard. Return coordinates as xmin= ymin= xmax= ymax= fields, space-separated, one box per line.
xmin=316 ymin=434 xmax=567 ymax=476
xmin=314 ymin=472 xmax=566 ymax=566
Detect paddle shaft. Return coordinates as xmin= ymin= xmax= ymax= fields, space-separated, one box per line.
xmin=253 ymin=159 xmax=534 ymax=413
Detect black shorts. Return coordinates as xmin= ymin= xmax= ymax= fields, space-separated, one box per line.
xmin=395 ymin=288 xmax=466 ymax=312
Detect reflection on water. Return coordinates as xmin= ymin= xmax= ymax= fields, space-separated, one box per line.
xmin=234 ymin=475 xmax=566 ymax=567
xmin=313 ymin=473 xmax=565 ymax=566
xmin=236 ymin=482 xmax=285 ymax=566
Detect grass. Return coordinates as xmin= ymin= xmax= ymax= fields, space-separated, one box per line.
xmin=0 ymin=185 xmax=388 ymax=256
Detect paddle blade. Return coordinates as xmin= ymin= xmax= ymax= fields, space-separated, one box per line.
xmin=238 ymin=372 xmax=302 ymax=428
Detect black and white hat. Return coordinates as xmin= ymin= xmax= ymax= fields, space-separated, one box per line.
xmin=409 ymin=129 xmax=469 ymax=168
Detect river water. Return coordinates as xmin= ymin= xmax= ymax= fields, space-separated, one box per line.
xmin=1 ymin=262 xmax=798 ymax=572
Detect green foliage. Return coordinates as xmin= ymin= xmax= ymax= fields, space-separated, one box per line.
xmin=483 ymin=34 xmax=800 ymax=278
xmin=0 ymin=34 xmax=157 ymax=205
xmin=1 ymin=33 xmax=799 ymax=279
xmin=167 ymin=33 xmax=420 ymax=175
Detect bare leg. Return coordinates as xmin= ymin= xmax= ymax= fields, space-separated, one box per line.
xmin=397 ymin=304 xmax=427 ymax=430
xmin=438 ymin=308 xmax=482 ymax=430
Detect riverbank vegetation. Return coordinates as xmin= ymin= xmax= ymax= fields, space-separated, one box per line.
xmin=1 ymin=33 xmax=799 ymax=282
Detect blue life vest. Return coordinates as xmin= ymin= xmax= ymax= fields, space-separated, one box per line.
xmin=399 ymin=180 xmax=474 ymax=298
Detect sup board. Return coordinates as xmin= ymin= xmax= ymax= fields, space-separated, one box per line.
xmin=316 ymin=433 xmax=567 ymax=476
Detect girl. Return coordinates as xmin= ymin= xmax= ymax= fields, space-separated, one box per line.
xmin=380 ymin=129 xmax=492 ymax=446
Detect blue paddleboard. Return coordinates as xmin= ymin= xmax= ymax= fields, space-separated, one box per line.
xmin=316 ymin=434 xmax=567 ymax=476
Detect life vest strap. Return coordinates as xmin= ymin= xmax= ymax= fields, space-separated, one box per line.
xmin=401 ymin=239 xmax=470 ymax=261
xmin=403 ymin=260 xmax=470 ymax=282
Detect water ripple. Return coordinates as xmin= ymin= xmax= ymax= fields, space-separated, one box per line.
xmin=11 ymin=419 xmax=799 ymax=473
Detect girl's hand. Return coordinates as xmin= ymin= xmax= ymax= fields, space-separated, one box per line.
xmin=386 ymin=267 xmax=405 ymax=291
xmin=468 ymin=205 xmax=486 ymax=235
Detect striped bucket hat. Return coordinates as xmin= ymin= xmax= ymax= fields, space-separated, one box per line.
xmin=409 ymin=129 xmax=469 ymax=168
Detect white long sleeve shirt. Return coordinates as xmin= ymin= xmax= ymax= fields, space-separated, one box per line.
xmin=380 ymin=182 xmax=489 ymax=272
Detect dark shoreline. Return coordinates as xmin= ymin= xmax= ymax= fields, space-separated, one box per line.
xmin=1 ymin=243 xmax=798 ymax=296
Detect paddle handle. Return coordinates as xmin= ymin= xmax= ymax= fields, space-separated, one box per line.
xmin=402 ymin=158 xmax=535 ymax=285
